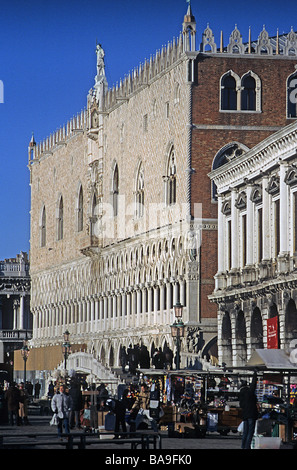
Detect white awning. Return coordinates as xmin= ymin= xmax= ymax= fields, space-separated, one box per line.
xmin=246 ymin=349 xmax=297 ymax=371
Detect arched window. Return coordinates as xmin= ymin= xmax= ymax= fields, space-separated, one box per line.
xmin=167 ymin=148 xmax=177 ymax=205
xmin=241 ymin=75 xmax=256 ymax=110
xmin=57 ymin=196 xmax=63 ymax=240
xmin=40 ymin=205 xmax=46 ymax=247
xmin=241 ymin=71 xmax=261 ymax=111
xmin=250 ymin=307 xmax=264 ymax=349
xmin=164 ymin=146 xmax=177 ymax=206
xmin=90 ymin=193 xmax=97 ymax=237
xmin=112 ymin=164 xmax=119 ymax=217
xmin=212 ymin=142 xmax=248 ymax=200
xmin=77 ymin=186 xmax=83 ymax=232
xmin=221 ymin=71 xmax=261 ymax=112
xmin=135 ymin=163 xmax=144 ymax=218
xmin=287 ymin=71 xmax=297 ymax=118
xmin=221 ymin=73 xmax=238 ymax=110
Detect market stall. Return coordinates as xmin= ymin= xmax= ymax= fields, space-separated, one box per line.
xmin=166 ymin=370 xmax=246 ymax=437
xmin=242 ymin=349 xmax=297 ymax=445
xmin=137 ymin=353 xmax=297 ymax=442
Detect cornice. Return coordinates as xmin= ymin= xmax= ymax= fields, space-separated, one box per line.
xmin=209 ymin=120 xmax=297 ymax=192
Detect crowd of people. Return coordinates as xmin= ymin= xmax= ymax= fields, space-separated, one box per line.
xmin=3 ymin=381 xmax=31 ymax=426
xmin=120 ymin=343 xmax=174 ymax=374
xmin=46 ymin=375 xmax=162 ymax=438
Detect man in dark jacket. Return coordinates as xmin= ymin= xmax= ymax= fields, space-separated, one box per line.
xmin=69 ymin=381 xmax=83 ymax=429
xmin=239 ymin=371 xmax=258 ymax=449
xmin=5 ymin=382 xmax=21 ymax=426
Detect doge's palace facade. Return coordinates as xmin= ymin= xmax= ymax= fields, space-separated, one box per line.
xmin=28 ymin=7 xmax=206 ymax=379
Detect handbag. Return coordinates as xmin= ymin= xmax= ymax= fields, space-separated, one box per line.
xmin=50 ymin=413 xmax=59 ymax=426
xmin=237 ymin=421 xmax=244 ymax=433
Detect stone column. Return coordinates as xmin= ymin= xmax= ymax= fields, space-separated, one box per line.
xmin=113 ymin=295 xmax=117 ymax=328
xmin=246 ymin=184 xmax=254 ymax=265
xmin=90 ymin=297 xmax=95 ymax=332
xmin=153 ymin=284 xmax=158 ymax=325
xmin=241 ymin=184 xmax=256 ymax=284
xmin=147 ymin=285 xmax=152 ymax=316
xmin=103 ymin=296 xmax=108 ymax=330
xmin=13 ymin=300 xmax=19 ymax=330
xmin=262 ymin=175 xmax=270 ymax=260
xmin=279 ymin=162 xmax=289 ymax=254
xmin=231 ymin=189 xmax=239 ymax=270
xmin=126 ymin=291 xmax=131 ymax=328
xmin=180 ymin=279 xmax=186 ymax=307
xmin=136 ymin=288 xmax=142 ymax=327
xmin=99 ymin=297 xmax=104 ymax=330
xmin=160 ymin=282 xmax=165 ymax=323
xmin=121 ymin=291 xmax=126 ymax=328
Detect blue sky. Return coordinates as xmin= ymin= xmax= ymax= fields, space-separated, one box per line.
xmin=0 ymin=0 xmax=296 ymax=260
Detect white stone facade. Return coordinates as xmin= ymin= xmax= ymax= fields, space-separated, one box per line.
xmin=28 ymin=9 xmax=205 ymax=377
xmin=209 ymin=120 xmax=297 ymax=367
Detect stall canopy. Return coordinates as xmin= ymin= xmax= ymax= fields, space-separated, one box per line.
xmin=246 ymin=349 xmax=297 ymax=371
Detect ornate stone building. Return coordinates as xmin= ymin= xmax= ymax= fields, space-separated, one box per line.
xmin=209 ymin=121 xmax=297 ymax=368
xmin=0 ymin=252 xmax=31 ymax=380
xmin=28 ymin=5 xmax=297 ymax=381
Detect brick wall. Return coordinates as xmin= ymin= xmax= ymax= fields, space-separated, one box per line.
xmin=191 ymin=54 xmax=297 ymax=319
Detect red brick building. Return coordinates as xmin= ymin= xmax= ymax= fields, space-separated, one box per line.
xmin=189 ymin=22 xmax=297 ymax=363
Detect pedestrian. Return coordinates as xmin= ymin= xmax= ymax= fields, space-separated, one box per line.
xmin=114 ymin=398 xmax=127 ymax=437
xmin=18 ymin=383 xmax=30 ymax=425
xmin=48 ymin=380 xmax=55 ymax=399
xmin=68 ymin=380 xmax=82 ymax=429
xmin=239 ymin=371 xmax=258 ymax=449
xmin=26 ymin=381 xmax=33 ymax=397
xmin=98 ymin=383 xmax=109 ymax=409
xmin=139 ymin=344 xmax=150 ymax=369
xmin=120 ymin=345 xmax=128 ymax=373
xmin=51 ymin=384 xmax=73 ymax=439
xmin=34 ymin=381 xmax=41 ymax=399
xmin=130 ymin=383 xmax=158 ymax=431
xmin=127 ymin=344 xmax=138 ymax=374
xmin=5 ymin=382 xmax=21 ymax=426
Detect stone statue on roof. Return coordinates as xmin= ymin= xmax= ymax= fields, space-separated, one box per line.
xmin=96 ymin=43 xmax=105 ymax=78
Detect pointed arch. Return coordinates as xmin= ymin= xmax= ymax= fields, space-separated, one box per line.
xmin=77 ymin=183 xmax=84 ymax=232
xmin=57 ymin=195 xmax=64 ymax=240
xmin=135 ymin=161 xmax=144 ymax=218
xmin=111 ymin=162 xmax=119 ymax=217
xmin=220 ymin=71 xmax=240 ymax=111
xmin=241 ymin=71 xmax=261 ymax=111
xmin=163 ymin=144 xmax=177 ymax=206
xmin=40 ymin=204 xmax=46 ymax=247
xmin=90 ymin=191 xmax=98 ymax=237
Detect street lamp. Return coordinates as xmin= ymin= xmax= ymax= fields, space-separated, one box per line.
xmin=174 ymin=301 xmax=183 ymax=319
xmin=62 ymin=330 xmax=71 ymax=370
xmin=171 ymin=302 xmax=185 ymax=370
xmin=21 ymin=340 xmax=30 ymax=384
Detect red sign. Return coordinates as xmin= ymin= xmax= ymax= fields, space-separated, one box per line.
xmin=267 ymin=316 xmax=279 ymax=349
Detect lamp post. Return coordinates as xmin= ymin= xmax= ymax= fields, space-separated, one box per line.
xmin=170 ymin=302 xmax=185 ymax=370
xmin=62 ymin=330 xmax=71 ymax=370
xmin=21 ymin=340 xmax=29 ymax=384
